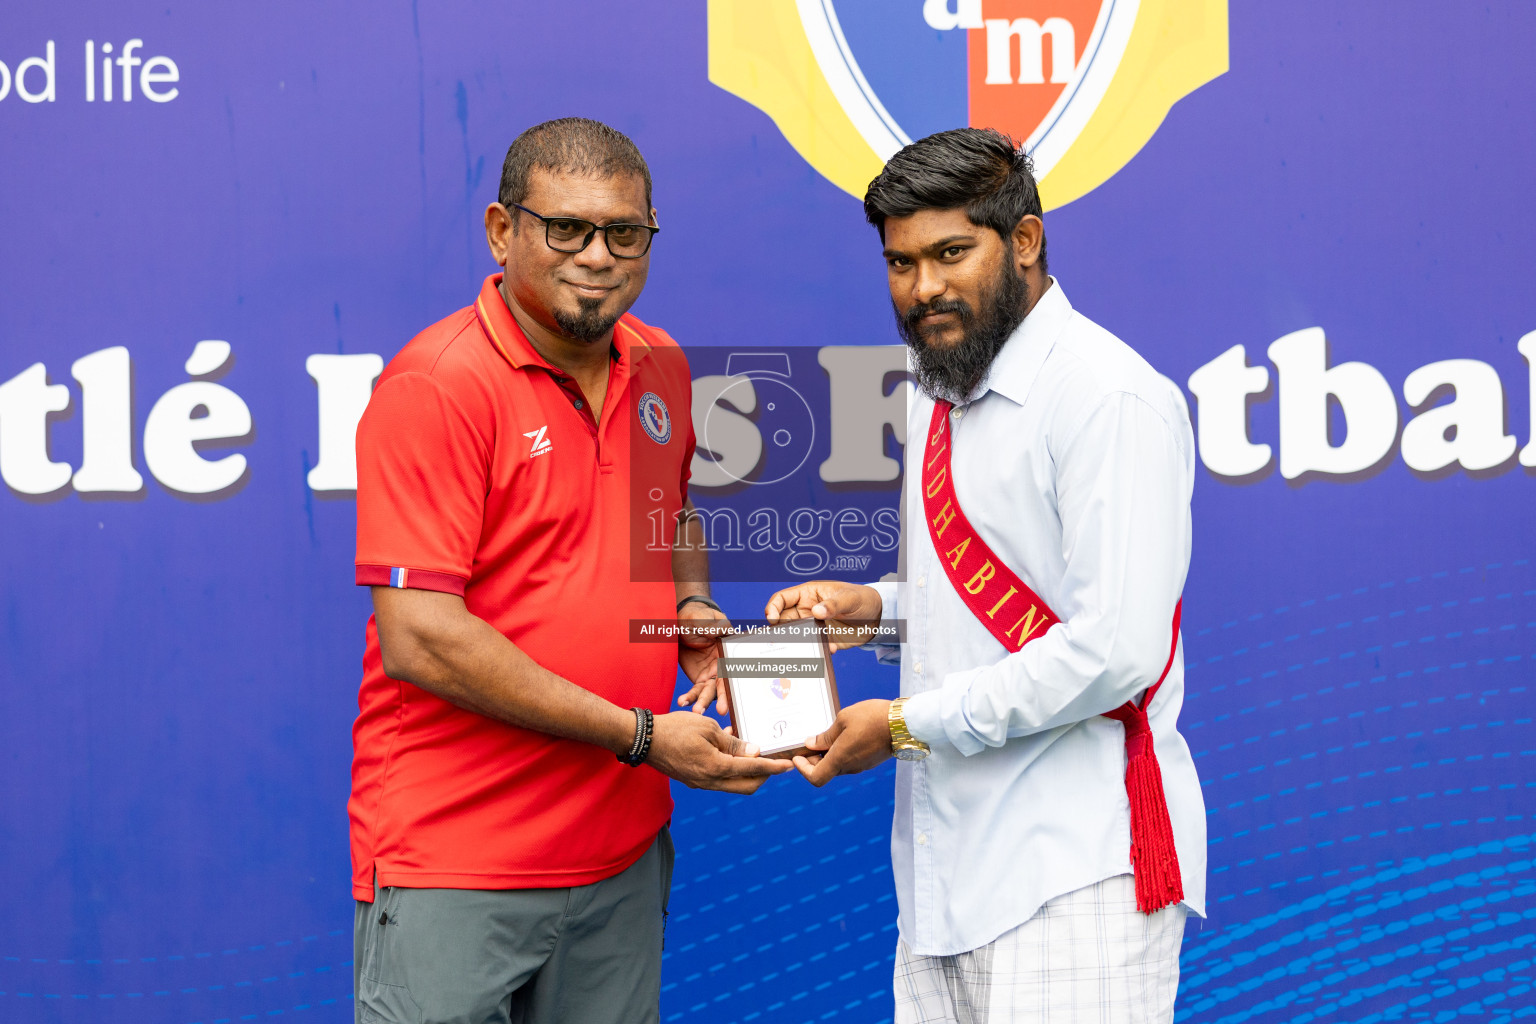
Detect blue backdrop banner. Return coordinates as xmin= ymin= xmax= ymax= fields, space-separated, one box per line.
xmin=2 ymin=2 xmax=1534 ymax=1022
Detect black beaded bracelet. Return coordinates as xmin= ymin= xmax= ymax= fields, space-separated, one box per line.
xmin=618 ymin=707 xmax=654 ymax=767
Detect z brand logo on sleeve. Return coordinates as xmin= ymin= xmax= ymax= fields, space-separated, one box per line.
xmin=707 ymin=0 xmax=1227 ymax=209
xmin=523 ymin=425 xmax=553 ymax=457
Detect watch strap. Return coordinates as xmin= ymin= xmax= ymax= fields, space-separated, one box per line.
xmin=889 ymin=697 xmax=929 ymax=753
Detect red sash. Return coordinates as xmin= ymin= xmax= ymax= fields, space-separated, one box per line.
xmin=922 ymin=401 xmax=1185 ymax=914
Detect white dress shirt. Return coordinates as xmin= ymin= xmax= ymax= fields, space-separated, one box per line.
xmin=868 ymin=279 xmax=1206 ymax=957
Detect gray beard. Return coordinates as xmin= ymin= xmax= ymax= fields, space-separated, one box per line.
xmin=555 ymin=297 xmax=621 ymax=343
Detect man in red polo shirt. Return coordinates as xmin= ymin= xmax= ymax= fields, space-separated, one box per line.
xmin=350 ymin=118 xmax=787 ymax=1024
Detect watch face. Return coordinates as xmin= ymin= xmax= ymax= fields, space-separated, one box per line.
xmin=894 ymin=746 xmax=929 ymax=762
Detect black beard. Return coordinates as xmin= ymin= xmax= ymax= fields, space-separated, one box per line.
xmin=895 ymin=260 xmax=1030 ymax=405
xmin=554 ymin=296 xmax=621 ymax=343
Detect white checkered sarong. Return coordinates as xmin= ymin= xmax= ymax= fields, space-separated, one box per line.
xmin=893 ymin=875 xmax=1186 ymax=1024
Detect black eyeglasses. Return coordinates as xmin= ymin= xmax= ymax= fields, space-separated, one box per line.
xmin=510 ymin=204 xmax=659 ymax=259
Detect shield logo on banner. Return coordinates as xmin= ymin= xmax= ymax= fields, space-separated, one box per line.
xmin=707 ymin=0 xmax=1227 ymax=209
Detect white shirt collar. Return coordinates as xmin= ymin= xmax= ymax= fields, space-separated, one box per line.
xmin=973 ymin=277 xmax=1072 ymax=408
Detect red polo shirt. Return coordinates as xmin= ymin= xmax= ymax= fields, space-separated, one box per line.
xmin=349 ymin=275 xmax=694 ymax=899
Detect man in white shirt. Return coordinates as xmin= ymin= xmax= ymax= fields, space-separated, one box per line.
xmin=766 ymin=128 xmax=1205 ymax=1023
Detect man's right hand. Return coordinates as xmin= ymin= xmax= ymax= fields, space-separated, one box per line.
xmin=646 ymin=711 xmax=793 ymax=794
xmin=764 ymin=581 xmax=884 ymax=651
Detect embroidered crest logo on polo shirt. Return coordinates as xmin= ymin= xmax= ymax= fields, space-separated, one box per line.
xmin=523 ymin=425 xmax=553 ymax=457
xmin=638 ymin=392 xmax=672 ymax=444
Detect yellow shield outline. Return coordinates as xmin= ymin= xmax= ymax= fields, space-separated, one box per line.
xmin=707 ymin=0 xmax=1228 ymax=210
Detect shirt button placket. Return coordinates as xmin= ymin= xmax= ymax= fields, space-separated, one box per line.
xmin=911 ymin=497 xmax=938 ymax=948
xmin=913 ymin=760 xmax=937 ymax=949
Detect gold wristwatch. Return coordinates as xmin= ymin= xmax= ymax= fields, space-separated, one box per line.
xmin=888 ymin=698 xmax=930 ymax=761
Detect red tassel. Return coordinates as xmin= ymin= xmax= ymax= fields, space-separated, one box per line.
xmin=1101 ymin=601 xmax=1186 ymax=914
xmin=1121 ymin=716 xmax=1185 ymax=914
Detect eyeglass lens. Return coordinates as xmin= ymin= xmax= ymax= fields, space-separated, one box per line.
xmin=545 ymin=217 xmax=652 ymax=258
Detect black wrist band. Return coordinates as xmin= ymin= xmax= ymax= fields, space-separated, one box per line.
xmin=677 ymin=594 xmax=722 ymax=614
xmin=618 ymin=707 xmax=654 ymax=767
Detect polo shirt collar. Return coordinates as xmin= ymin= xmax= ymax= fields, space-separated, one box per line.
xmin=473 ymin=274 xmax=650 ymax=374
xmin=475 ymin=275 xmax=549 ymax=371
xmin=974 ymin=276 xmax=1071 ymax=408
xmin=612 ymin=318 xmax=656 ymax=369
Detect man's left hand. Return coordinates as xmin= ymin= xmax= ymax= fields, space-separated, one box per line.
xmin=792 ymin=699 xmax=894 ymax=786
xmin=677 ymin=602 xmax=733 ymax=714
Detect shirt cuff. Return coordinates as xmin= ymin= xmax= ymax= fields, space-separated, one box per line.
xmin=356 ymin=564 xmax=467 ymax=596
xmin=864 ymin=579 xmax=900 ymax=643
xmin=868 ymin=579 xmax=898 ymax=622
xmin=902 ymin=667 xmax=988 ymax=755
xmin=863 ymin=580 xmax=901 ymax=665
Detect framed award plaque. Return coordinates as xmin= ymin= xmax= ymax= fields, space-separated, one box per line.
xmin=719 ymin=622 xmax=841 ymax=758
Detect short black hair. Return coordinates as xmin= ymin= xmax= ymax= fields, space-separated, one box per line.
xmin=497 ymin=117 xmax=652 ymax=211
xmin=864 ymin=127 xmax=1047 ymax=274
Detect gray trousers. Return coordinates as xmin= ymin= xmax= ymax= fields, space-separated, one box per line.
xmin=354 ymin=829 xmax=674 ymax=1024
